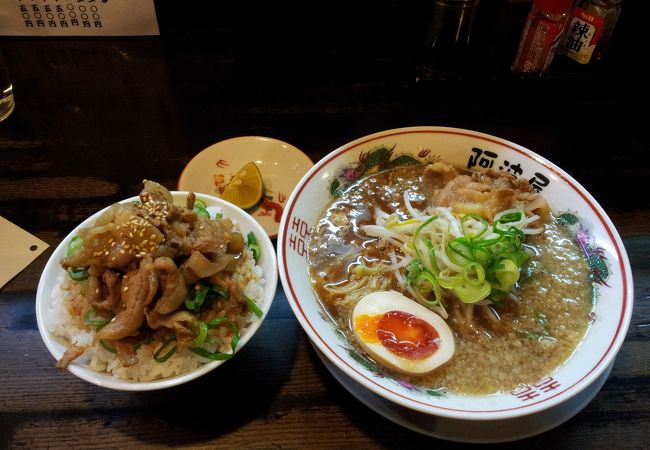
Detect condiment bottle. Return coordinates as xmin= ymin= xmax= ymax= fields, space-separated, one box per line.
xmin=511 ymin=0 xmax=574 ymax=73
xmin=559 ymin=0 xmax=622 ymax=64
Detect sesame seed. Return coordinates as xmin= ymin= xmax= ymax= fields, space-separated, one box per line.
xmin=123 ymin=286 xmax=129 ymax=292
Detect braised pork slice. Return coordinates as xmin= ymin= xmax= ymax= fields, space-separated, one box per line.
xmin=426 ymin=163 xmax=549 ymax=224
xmin=94 ymin=257 xmax=158 ymax=343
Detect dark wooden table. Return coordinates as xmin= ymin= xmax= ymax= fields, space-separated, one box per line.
xmin=1 ymin=3 xmax=648 ymax=448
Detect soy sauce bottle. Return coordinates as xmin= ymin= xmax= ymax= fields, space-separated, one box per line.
xmin=511 ymin=0 xmax=573 ymax=73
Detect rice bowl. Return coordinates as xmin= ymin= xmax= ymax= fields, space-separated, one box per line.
xmin=36 ymin=189 xmax=278 ymax=391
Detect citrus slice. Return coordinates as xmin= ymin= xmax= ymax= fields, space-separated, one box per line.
xmin=220 ymin=162 xmax=264 ymax=209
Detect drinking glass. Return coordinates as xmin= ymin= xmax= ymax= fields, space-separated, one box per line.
xmin=0 ymin=51 xmax=15 ymax=122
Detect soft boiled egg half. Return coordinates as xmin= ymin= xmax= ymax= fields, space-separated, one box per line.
xmin=351 ymin=290 xmax=454 ymax=375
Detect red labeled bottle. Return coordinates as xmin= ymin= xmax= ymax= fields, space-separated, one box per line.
xmin=559 ymin=0 xmax=622 ymax=64
xmin=511 ymin=0 xmax=574 ymax=73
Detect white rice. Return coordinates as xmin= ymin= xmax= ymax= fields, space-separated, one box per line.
xmin=47 ymin=247 xmax=265 ymax=381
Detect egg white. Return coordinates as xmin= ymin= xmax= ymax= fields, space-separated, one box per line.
xmin=352 ymin=290 xmax=455 ymax=375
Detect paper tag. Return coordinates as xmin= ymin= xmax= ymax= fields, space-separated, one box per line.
xmin=0 ymin=216 xmax=49 ymax=289
xmin=0 ymin=0 xmax=159 ymax=36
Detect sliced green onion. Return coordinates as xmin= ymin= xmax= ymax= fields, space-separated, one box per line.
xmin=493 ymin=258 xmax=520 ymax=288
xmin=193 ymin=321 xmax=209 ymax=346
xmin=494 ymin=210 xmax=523 ymax=226
xmin=462 ymin=262 xmax=486 ymax=286
xmin=100 ymin=340 xmax=116 ymax=353
xmin=185 ymin=282 xmax=210 ymax=311
xmin=190 ymin=317 xmax=240 ymax=360
xmin=66 ymin=237 xmax=89 ymax=280
xmin=214 ymin=211 xmax=223 ymax=220
xmin=247 ymin=231 xmax=260 ymax=263
xmin=461 ymin=214 xmax=489 ymax=239
xmin=452 ymin=280 xmax=491 ymax=303
xmin=134 ymin=333 xmax=152 ymax=350
xmin=67 ymin=236 xmax=83 ymax=257
xmin=395 ymin=206 xmax=534 ymax=308
xmin=193 ymin=205 xmax=210 ymax=218
xmin=437 ymin=271 xmax=461 ymax=290
xmin=67 ymin=267 xmax=89 ymax=281
xmin=194 ymin=198 xmax=207 ymax=209
xmin=210 ymin=284 xmax=229 ymax=299
xmin=245 ymin=296 xmax=263 ymax=318
xmin=447 ymin=239 xmax=474 ymax=265
xmin=414 ymin=271 xmax=443 ymax=306
xmin=83 ymin=308 xmax=113 ymax=330
xmin=154 ymin=336 xmax=177 ymax=363
xmin=415 ymin=215 xmax=438 ymax=236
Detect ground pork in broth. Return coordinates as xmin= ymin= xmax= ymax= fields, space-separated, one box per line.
xmin=307 ymin=164 xmax=593 ymax=395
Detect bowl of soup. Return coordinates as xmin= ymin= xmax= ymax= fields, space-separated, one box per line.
xmin=277 ymin=127 xmax=633 ymax=440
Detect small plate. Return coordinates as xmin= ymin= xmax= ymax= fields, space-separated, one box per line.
xmin=312 ymin=343 xmax=612 ymax=443
xmin=179 ymin=136 xmax=313 ymax=238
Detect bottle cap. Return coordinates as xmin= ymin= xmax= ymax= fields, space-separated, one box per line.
xmin=534 ymin=0 xmax=573 ymax=15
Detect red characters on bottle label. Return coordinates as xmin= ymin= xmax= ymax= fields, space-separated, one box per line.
xmin=561 ymin=8 xmax=605 ymax=64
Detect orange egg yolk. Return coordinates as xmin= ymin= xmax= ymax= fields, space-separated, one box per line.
xmin=355 ymin=310 xmax=439 ymax=360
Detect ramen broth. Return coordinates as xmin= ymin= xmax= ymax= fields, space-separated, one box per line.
xmin=307 ymin=165 xmax=593 ymax=395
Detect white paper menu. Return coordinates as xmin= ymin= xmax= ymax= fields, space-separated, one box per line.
xmin=0 ymin=0 xmax=159 ymax=36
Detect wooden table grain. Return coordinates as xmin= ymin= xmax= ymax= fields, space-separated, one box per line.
xmin=1 ymin=8 xmax=648 ymax=448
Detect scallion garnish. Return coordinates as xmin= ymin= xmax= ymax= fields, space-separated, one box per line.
xmin=66 ymin=237 xmax=89 ymax=281
xmin=83 ymin=308 xmax=113 ymax=330
xmin=245 ymin=295 xmax=263 ymax=318
xmin=134 ymin=333 xmax=152 ymax=350
xmin=184 ymin=282 xmax=210 ymax=311
xmin=153 ymin=336 xmax=177 ymax=363
xmin=190 ymin=317 xmax=240 ymax=360
xmin=193 ymin=321 xmax=209 ymax=347
xmin=410 ymin=208 xmax=529 ymax=304
xmin=185 ymin=282 xmax=229 ymax=312
xmin=247 ymin=231 xmax=260 ymax=263
xmin=193 ymin=205 xmax=210 ymax=218
xmin=66 ymin=267 xmax=89 ymax=281
xmin=100 ymin=340 xmax=117 ymax=353
xmin=210 ymin=284 xmax=229 ymax=299
xmin=67 ymin=236 xmax=83 ymax=257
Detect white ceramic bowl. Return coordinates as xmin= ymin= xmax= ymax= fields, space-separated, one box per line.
xmin=36 ymin=192 xmax=278 ymax=391
xmin=277 ymin=126 xmax=633 ymax=438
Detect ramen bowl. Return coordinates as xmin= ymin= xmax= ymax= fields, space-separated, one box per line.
xmin=36 ymin=191 xmax=278 ymax=391
xmin=277 ymin=126 xmax=633 ymax=441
